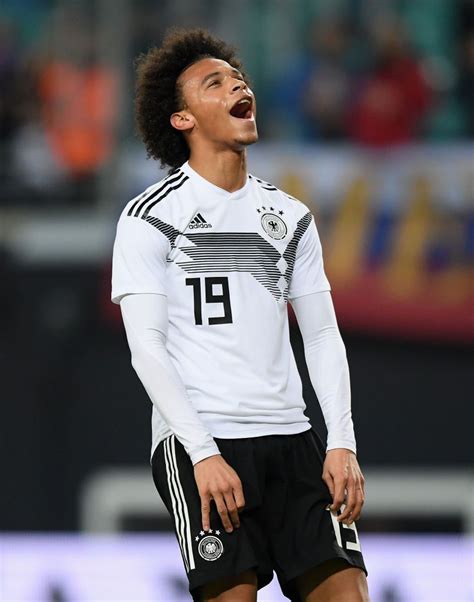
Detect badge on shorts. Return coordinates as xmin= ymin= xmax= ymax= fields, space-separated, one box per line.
xmin=195 ymin=530 xmax=224 ymax=561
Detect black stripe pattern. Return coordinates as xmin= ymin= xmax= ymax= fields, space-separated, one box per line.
xmin=249 ymin=174 xmax=278 ymax=191
xmin=176 ymin=212 xmax=312 ymax=301
xmin=145 ymin=216 xmax=181 ymax=249
xmin=128 ymin=170 xmax=189 ymax=218
xmin=128 ymin=169 xmax=312 ymax=300
xmin=282 ymin=212 xmax=312 ymax=289
xmin=178 ymin=233 xmax=283 ymax=298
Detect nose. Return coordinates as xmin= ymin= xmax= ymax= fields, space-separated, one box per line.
xmin=231 ymin=79 xmax=245 ymax=93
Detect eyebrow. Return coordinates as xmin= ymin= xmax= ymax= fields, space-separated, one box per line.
xmin=200 ymin=67 xmax=243 ymax=87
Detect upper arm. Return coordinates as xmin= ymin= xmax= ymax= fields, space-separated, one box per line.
xmin=288 ymin=213 xmax=331 ymax=301
xmin=111 ymin=216 xmax=169 ymax=304
xmin=291 ymin=291 xmax=338 ymax=342
xmin=120 ymin=292 xmax=169 ymax=342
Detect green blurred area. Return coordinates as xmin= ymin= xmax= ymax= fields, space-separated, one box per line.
xmin=1 ymin=0 xmax=472 ymax=141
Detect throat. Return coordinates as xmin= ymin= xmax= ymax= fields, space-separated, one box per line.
xmin=188 ymin=149 xmax=248 ymax=193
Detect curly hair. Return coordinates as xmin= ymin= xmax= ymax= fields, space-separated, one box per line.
xmin=135 ymin=28 xmax=247 ymax=171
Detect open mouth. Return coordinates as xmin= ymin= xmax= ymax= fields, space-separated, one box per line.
xmin=229 ymin=98 xmax=253 ymax=119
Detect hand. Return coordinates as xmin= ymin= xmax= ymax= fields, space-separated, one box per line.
xmin=322 ymin=448 xmax=365 ymax=525
xmin=193 ymin=454 xmax=245 ymax=534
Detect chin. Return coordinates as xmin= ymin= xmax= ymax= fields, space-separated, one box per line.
xmin=234 ymin=129 xmax=259 ymax=147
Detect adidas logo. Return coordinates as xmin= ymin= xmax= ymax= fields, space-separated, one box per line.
xmin=189 ymin=213 xmax=212 ymax=229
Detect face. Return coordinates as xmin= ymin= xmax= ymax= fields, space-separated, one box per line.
xmin=171 ymin=57 xmax=258 ymax=151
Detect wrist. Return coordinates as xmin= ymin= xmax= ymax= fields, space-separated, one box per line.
xmin=326 ymin=440 xmax=357 ymax=455
xmin=326 ymin=447 xmax=356 ymax=456
xmin=191 ymin=446 xmax=221 ymax=466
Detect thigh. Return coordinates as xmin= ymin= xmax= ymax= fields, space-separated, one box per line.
xmin=152 ymin=435 xmax=272 ymax=600
xmin=200 ymin=569 xmax=258 ymax=602
xmin=296 ymin=559 xmax=369 ymax=602
xmin=263 ymin=430 xmax=368 ymax=600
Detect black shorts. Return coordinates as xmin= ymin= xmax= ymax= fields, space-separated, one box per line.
xmin=152 ymin=429 xmax=367 ymax=601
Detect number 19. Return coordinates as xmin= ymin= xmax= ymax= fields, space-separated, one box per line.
xmin=185 ymin=277 xmax=233 ymax=325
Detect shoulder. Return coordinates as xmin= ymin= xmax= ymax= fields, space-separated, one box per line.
xmin=248 ymin=173 xmax=312 ymax=220
xmin=114 ymin=168 xmax=189 ymax=250
xmin=119 ymin=167 xmax=190 ymax=222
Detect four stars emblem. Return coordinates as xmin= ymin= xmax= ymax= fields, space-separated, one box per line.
xmin=256 ymin=206 xmax=284 ymax=215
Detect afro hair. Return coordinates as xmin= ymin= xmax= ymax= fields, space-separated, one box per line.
xmin=135 ymin=28 xmax=247 ymax=171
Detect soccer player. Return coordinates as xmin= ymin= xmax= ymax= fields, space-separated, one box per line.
xmin=112 ymin=28 xmax=369 ymax=602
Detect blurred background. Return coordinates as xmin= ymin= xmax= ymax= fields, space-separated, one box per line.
xmin=0 ymin=0 xmax=473 ymax=600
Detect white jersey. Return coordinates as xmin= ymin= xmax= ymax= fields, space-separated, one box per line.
xmin=112 ymin=161 xmax=331 ymax=455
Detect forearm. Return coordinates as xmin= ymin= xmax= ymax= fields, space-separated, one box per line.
xmin=120 ymin=293 xmax=220 ymax=465
xmin=292 ymin=292 xmax=356 ymax=454
xmin=304 ymin=327 xmax=356 ymax=452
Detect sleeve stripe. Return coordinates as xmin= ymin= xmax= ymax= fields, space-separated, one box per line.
xmin=249 ymin=174 xmax=278 ymax=191
xmin=141 ymin=175 xmax=189 ymax=219
xmin=127 ymin=173 xmax=175 ymax=216
xmin=128 ymin=170 xmax=185 ymax=218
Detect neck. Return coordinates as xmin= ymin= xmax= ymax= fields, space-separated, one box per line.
xmin=188 ymin=147 xmax=248 ymax=193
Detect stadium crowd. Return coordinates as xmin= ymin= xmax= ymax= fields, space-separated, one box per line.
xmin=0 ymin=0 xmax=473 ymax=207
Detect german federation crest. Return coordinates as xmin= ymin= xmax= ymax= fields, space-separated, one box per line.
xmin=261 ymin=213 xmax=287 ymax=240
xmin=196 ymin=531 xmax=224 ymax=561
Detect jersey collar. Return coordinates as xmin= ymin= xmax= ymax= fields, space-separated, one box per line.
xmin=181 ymin=161 xmax=251 ymax=200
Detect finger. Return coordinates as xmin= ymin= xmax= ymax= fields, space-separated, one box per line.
xmin=232 ymin=480 xmax=245 ymax=512
xmin=338 ymin=479 xmax=355 ymax=523
xmin=330 ymin=477 xmax=346 ymax=512
xmin=212 ymin=493 xmax=233 ymax=533
xmin=223 ymin=491 xmax=240 ymax=528
xmin=350 ymin=484 xmax=365 ymax=522
xmin=200 ymin=493 xmax=211 ymax=532
xmin=322 ymin=471 xmax=335 ymax=502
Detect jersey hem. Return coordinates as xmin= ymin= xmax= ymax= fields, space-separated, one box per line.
xmin=149 ymin=422 xmax=312 ymax=462
xmin=209 ymin=422 xmax=311 ymax=440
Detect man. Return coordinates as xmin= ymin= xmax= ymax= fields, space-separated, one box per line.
xmin=112 ymin=28 xmax=369 ymax=602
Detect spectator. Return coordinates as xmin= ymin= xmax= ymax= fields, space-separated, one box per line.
xmin=348 ymin=18 xmax=431 ymax=147
xmin=267 ymin=19 xmax=355 ymax=141
xmin=0 ymin=17 xmax=42 ymax=204
xmin=0 ymin=19 xmax=26 ymax=174
xmin=458 ymin=1 xmax=474 ymax=136
xmin=302 ymin=19 xmax=355 ymax=140
xmin=38 ymin=9 xmax=118 ymax=181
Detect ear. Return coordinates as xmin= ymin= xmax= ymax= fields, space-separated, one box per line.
xmin=170 ymin=110 xmax=195 ymax=132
